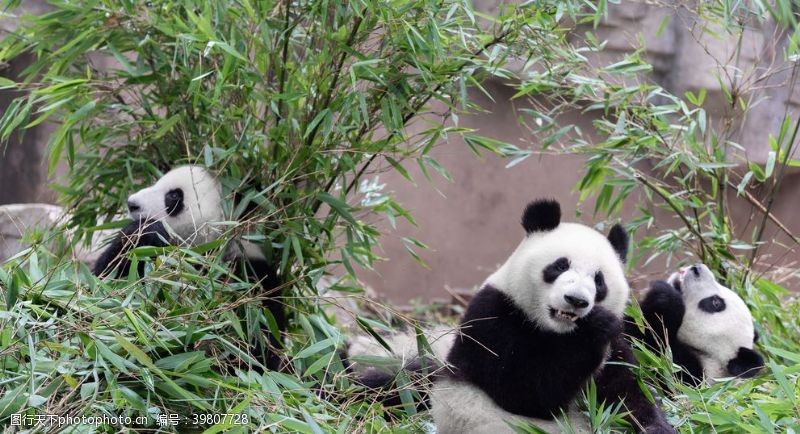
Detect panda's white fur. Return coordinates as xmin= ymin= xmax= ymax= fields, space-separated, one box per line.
xmin=118 ymin=165 xmax=267 ymax=263
xmin=670 ymin=264 xmax=756 ymax=380
xmin=345 ymin=221 xmax=630 ymax=369
xmin=628 ymin=263 xmax=764 ymax=386
xmin=431 ymin=378 xmax=591 ymax=434
xmin=486 ymin=222 xmax=630 ymax=333
xmin=126 ymin=165 xmax=226 ymax=247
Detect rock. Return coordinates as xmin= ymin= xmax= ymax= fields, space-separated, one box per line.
xmin=0 ymin=203 xmax=64 ymax=262
xmin=0 ymin=203 xmax=112 ymax=265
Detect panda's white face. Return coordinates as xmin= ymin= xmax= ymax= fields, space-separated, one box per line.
xmin=126 ymin=165 xmax=223 ymax=245
xmin=671 ymin=264 xmax=757 ymax=379
xmin=487 ymin=222 xmax=630 ymax=334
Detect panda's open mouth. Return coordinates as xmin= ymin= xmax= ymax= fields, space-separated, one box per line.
xmin=548 ymin=307 xmax=579 ymax=322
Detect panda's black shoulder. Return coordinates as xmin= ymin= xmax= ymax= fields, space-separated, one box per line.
xmin=460 ymin=285 xmax=520 ymax=321
xmin=230 ymin=255 xmax=281 ymax=293
xmin=446 ymin=285 xmax=528 ymax=366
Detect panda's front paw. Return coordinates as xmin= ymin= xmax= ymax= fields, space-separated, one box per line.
xmin=641 ymin=419 xmax=677 ymax=434
xmin=576 ymin=306 xmax=622 ymax=340
xmin=643 ymin=280 xmax=683 ymax=310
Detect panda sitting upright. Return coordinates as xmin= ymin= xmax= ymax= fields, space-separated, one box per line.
xmin=431 ymin=199 xmax=674 ymax=434
xmin=626 ymin=263 xmax=764 ymax=385
xmin=92 ymin=165 xmax=284 ymax=370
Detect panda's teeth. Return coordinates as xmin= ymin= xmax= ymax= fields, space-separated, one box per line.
xmin=551 ymin=309 xmax=578 ymax=322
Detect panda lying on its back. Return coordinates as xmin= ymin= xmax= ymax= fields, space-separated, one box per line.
xmin=432 ymin=199 xmax=674 ymax=434
xmin=626 ymin=264 xmax=764 ymax=385
xmin=92 ymin=165 xmax=285 ymax=370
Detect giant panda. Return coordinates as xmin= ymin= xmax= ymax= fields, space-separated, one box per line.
xmin=92 ymin=165 xmax=285 ymax=370
xmin=427 ymin=199 xmax=674 ymax=434
xmin=626 ymin=263 xmax=764 ymax=385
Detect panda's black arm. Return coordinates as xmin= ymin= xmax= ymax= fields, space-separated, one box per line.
xmin=446 ymin=286 xmax=620 ymax=419
xmin=238 ymin=257 xmax=286 ymax=371
xmin=625 ymin=280 xmax=686 ymax=351
xmin=92 ymin=219 xmax=171 ymax=278
xmin=669 ymin=341 xmax=705 ymax=386
xmin=626 ymin=281 xmax=705 ymax=386
xmin=594 ymin=335 xmax=676 ymax=434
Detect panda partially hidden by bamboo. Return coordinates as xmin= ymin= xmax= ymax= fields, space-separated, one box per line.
xmin=92 ymin=165 xmax=284 ymax=371
xmin=626 ymin=263 xmax=765 ymax=385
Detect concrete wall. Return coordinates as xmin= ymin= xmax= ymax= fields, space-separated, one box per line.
xmin=359 ymin=2 xmax=800 ymax=302
xmin=359 ymin=82 xmax=800 ymax=303
xmin=0 ymin=0 xmax=56 ymax=205
xmin=577 ymin=1 xmax=798 ymax=165
xmin=359 ymin=82 xmax=603 ymax=302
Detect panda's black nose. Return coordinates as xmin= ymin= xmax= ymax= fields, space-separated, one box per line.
xmin=127 ymin=200 xmax=141 ymax=213
xmin=691 ymin=265 xmax=700 ymax=277
xmin=564 ymin=295 xmax=589 ymax=309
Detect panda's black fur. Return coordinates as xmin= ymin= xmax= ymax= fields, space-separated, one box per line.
xmin=626 ymin=280 xmax=704 ymax=385
xmin=92 ymin=165 xmax=285 ymax=371
xmin=520 ymin=198 xmax=562 ymax=232
xmin=445 ymin=284 xmax=622 ymax=419
xmin=625 ymin=268 xmax=764 ymax=386
xmin=93 ymin=218 xmax=170 ymax=279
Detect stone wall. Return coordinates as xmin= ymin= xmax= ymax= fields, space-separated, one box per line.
xmin=576 ymin=2 xmax=797 ymax=165
xmin=0 ymin=1 xmax=57 ymax=205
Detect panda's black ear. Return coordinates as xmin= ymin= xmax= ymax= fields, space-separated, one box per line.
xmin=521 ymin=199 xmax=561 ymax=233
xmin=607 ymin=223 xmax=629 ymax=263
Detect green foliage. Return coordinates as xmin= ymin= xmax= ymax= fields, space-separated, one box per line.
xmin=2 ymin=0 xmax=799 ymax=432
xmin=621 ymin=282 xmax=800 ymax=432
xmin=0 ymin=0 xmax=579 ymax=431
xmin=511 ymin=2 xmax=800 ymax=432
xmin=0 ymin=0 xmax=529 ymax=261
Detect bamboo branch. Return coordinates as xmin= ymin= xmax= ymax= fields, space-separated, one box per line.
xmin=728 ymin=180 xmax=800 ymax=245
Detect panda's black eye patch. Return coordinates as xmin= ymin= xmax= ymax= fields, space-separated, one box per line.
xmin=594 ymin=271 xmax=607 ymax=302
xmin=698 ymin=295 xmax=726 ymax=313
xmin=543 ymin=257 xmax=570 ymax=283
xmin=165 ymin=188 xmax=184 ymax=217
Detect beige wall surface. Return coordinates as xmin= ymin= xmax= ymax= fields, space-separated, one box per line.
xmin=0 ymin=1 xmax=58 ymax=205
xmin=359 ymin=81 xmax=800 ymax=302
xmin=358 ymin=82 xmax=605 ymax=302
xmin=357 ymin=1 xmax=800 ymax=302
